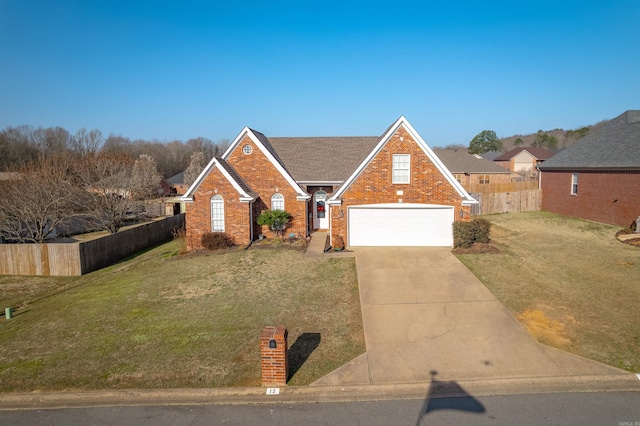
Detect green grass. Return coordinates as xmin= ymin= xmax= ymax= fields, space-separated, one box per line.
xmin=456 ymin=211 xmax=640 ymax=372
xmin=0 ymin=242 xmax=364 ymax=391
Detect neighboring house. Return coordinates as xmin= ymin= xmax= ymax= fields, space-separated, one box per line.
xmin=166 ymin=172 xmax=189 ymax=195
xmin=182 ymin=116 xmax=477 ymax=248
xmin=158 ymin=178 xmax=175 ymax=196
xmin=494 ymin=147 xmax=555 ymax=173
xmin=434 ymin=149 xmax=513 ymax=188
xmin=480 ymin=150 xmax=503 ymax=161
xmin=539 ymin=110 xmax=640 ymax=228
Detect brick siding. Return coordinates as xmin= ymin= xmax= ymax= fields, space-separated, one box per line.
xmin=541 ymin=170 xmax=640 ymax=228
xmin=331 ymin=126 xmax=470 ymax=245
xmin=186 ymin=134 xmax=308 ymax=249
xmin=260 ymin=326 xmax=288 ymax=386
xmin=185 ymin=166 xmax=251 ymax=249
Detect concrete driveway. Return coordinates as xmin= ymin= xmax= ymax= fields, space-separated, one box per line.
xmin=314 ymin=247 xmax=629 ymax=385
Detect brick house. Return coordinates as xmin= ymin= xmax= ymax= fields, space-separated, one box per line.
xmin=433 ymin=148 xmax=514 ymax=188
xmin=494 ymin=147 xmax=556 ymax=173
xmin=182 ymin=116 xmax=477 ymax=248
xmin=539 ymin=110 xmax=640 ymax=228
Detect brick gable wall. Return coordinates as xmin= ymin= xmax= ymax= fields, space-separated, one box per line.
xmin=331 ymin=126 xmax=470 ymax=244
xmin=185 ymin=134 xmax=309 ymax=249
xmin=185 ymin=167 xmax=251 ymax=250
xmin=541 ymin=170 xmax=640 ymax=228
xmin=225 ymin=135 xmax=307 ymax=240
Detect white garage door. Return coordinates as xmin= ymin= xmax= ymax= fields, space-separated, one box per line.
xmin=348 ymin=204 xmax=454 ymax=247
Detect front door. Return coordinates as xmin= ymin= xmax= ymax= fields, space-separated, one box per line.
xmin=313 ymin=191 xmax=329 ymax=229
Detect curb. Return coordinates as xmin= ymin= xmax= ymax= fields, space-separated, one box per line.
xmin=0 ymin=374 xmax=638 ymax=410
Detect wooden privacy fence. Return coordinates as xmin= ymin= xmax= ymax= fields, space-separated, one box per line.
xmin=0 ymin=214 xmax=185 ymax=276
xmin=470 ymin=190 xmax=542 ymax=216
xmin=466 ymin=180 xmax=538 ymax=193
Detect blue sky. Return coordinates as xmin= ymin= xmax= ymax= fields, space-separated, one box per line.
xmin=1 ymin=1 xmax=638 ymax=146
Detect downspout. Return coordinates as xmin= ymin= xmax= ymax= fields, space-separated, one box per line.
xmin=328 ymin=203 xmax=332 ymax=247
xmin=537 ymin=166 xmax=542 ymax=190
xmin=244 ymin=199 xmax=255 ymax=250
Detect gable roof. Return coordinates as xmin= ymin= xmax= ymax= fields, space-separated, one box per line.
xmin=181 ymin=157 xmax=256 ymax=201
xmin=268 ymin=136 xmax=380 ymax=182
xmin=434 ymin=149 xmax=511 ymax=174
xmin=166 ymin=171 xmax=184 ymax=185
xmin=540 ymin=110 xmax=640 ymax=170
xmin=183 ymin=127 xmax=310 ymax=201
xmin=494 ymin=147 xmax=556 ymax=161
xmin=480 ymin=150 xmax=503 ymax=161
xmin=328 ymin=116 xmax=477 ymax=205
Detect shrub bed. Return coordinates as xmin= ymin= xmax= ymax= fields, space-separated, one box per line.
xmin=453 ymin=218 xmax=491 ymax=248
xmin=201 ymin=232 xmax=235 ymax=250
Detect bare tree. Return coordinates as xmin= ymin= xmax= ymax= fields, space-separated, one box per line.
xmin=184 ymin=151 xmax=206 ymax=186
xmin=71 ymin=128 xmax=103 ymax=157
xmin=131 ymin=154 xmax=162 ymax=199
xmin=0 ymin=156 xmax=81 ymax=243
xmin=76 ymin=153 xmax=162 ymax=233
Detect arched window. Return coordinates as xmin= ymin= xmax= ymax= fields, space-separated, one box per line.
xmin=271 ymin=193 xmax=284 ymax=211
xmin=210 ymin=195 xmax=224 ymax=232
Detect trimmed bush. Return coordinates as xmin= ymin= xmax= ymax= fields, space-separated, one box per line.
xmin=473 ymin=218 xmax=491 ymax=244
xmin=257 ymin=210 xmax=291 ymax=237
xmin=453 ymin=219 xmax=491 ymax=248
xmin=201 ymin=232 xmax=235 ymax=250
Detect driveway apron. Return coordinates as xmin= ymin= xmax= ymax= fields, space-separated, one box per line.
xmin=315 ymin=247 xmax=629 ymax=385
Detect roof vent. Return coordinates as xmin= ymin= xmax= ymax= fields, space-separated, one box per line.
xmin=625 ymin=110 xmax=640 ymax=124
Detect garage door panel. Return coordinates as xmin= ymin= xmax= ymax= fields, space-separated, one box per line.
xmin=348 ymin=205 xmax=453 ymax=247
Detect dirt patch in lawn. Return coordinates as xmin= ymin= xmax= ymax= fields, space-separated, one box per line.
xmin=517 ymin=308 xmax=572 ymax=349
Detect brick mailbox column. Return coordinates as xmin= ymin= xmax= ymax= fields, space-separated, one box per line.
xmin=260 ymin=325 xmax=288 ymax=386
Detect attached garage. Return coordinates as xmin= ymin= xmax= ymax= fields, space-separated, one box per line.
xmin=347 ymin=204 xmax=454 ymax=247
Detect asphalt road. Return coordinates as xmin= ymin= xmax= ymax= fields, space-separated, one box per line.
xmin=1 ymin=392 xmax=639 ymax=425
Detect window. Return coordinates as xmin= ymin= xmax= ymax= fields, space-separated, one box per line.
xmin=479 ymin=174 xmax=491 ymax=184
xmin=242 ymin=145 xmax=253 ymax=155
xmin=271 ymin=193 xmax=284 ymax=211
xmin=571 ymin=173 xmax=578 ymax=195
xmin=454 ymin=174 xmax=463 ymax=183
xmin=392 ymin=154 xmax=410 ymax=184
xmin=211 ymin=195 xmax=224 ymax=232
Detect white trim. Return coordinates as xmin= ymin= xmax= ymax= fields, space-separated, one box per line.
xmin=392 ymin=153 xmax=411 ymax=184
xmin=328 ymin=116 xmax=477 ymax=205
xmin=214 ymin=159 xmax=254 ymax=199
xmin=296 ymin=181 xmax=343 ymax=185
xmin=347 ymin=204 xmax=454 ymax=247
xmin=183 ymin=127 xmax=311 ymax=201
xmin=348 ymin=203 xmax=454 ymax=209
xmin=210 ymin=195 xmax=225 ymax=232
xmin=571 ymin=172 xmax=579 ymax=195
xmin=224 ymin=128 xmax=310 ymax=200
xmin=271 ymin=192 xmax=285 ymax=211
xmin=181 ymin=157 xmax=256 ymax=202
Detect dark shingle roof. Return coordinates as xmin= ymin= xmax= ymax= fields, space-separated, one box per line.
xmin=250 ymin=129 xmax=291 ymax=174
xmin=268 ymin=136 xmax=381 ymax=182
xmin=216 ymin=157 xmax=256 ymax=196
xmin=480 ymin=150 xmax=503 ymax=161
xmin=494 ymin=147 xmax=556 ymax=161
xmin=540 ymin=110 xmax=640 ymax=170
xmin=166 ymin=171 xmax=184 ymax=184
xmin=434 ymin=149 xmax=511 ymax=174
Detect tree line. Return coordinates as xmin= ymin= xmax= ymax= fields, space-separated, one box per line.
xmin=0 ymin=124 xmax=229 ymax=243
xmin=467 ymin=127 xmax=591 ymax=155
xmin=0 ymin=124 xmax=229 ymax=178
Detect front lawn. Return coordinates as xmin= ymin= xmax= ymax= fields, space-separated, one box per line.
xmin=456 ymin=211 xmax=640 ymax=372
xmin=0 ymin=242 xmax=364 ymax=391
